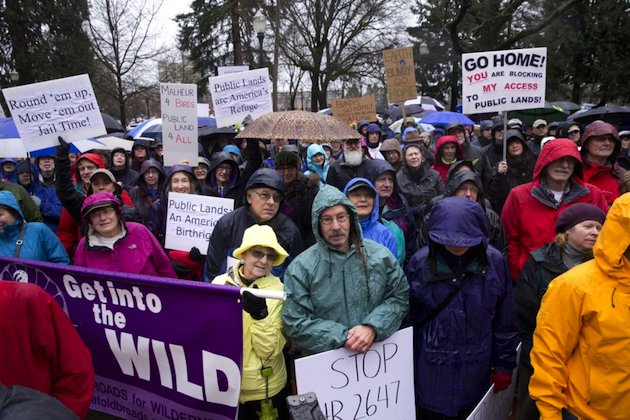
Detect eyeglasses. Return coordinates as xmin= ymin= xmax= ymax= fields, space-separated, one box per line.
xmin=568 ymin=130 xmax=580 ymax=135
xmin=320 ymin=212 xmax=350 ymax=226
xmin=216 ymin=165 xmax=232 ymax=173
xmin=248 ymin=249 xmax=279 ymax=262
xmin=250 ymin=190 xmax=283 ymax=202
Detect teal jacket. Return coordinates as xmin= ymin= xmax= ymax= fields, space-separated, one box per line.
xmin=281 ymin=185 xmax=409 ymax=355
xmin=0 ymin=191 xmax=69 ymax=264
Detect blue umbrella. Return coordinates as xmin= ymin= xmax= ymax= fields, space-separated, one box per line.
xmin=420 ymin=111 xmax=474 ymax=127
xmin=0 ymin=117 xmax=20 ymax=139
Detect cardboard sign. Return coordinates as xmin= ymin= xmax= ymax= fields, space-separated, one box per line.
xmin=331 ymin=96 xmax=377 ymax=125
xmin=217 ymin=65 xmax=250 ymax=76
xmin=461 ymin=47 xmax=547 ymax=114
xmin=295 ymin=327 xmax=415 ymax=420
xmin=2 ymin=74 xmax=105 ymax=152
xmin=0 ymin=256 xmax=243 ymax=420
xmin=165 ymin=192 xmax=234 ymax=253
xmin=209 ymin=68 xmax=272 ymax=128
xmin=383 ymin=47 xmax=417 ymax=103
xmin=160 ymin=83 xmax=199 ymax=167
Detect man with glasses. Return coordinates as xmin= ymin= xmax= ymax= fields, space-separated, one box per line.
xmin=204 ymin=168 xmax=303 ymax=281
xmin=579 ymin=120 xmax=621 ymax=205
xmin=282 ymin=185 xmax=409 ymax=356
xmin=326 ymin=137 xmax=378 ymax=191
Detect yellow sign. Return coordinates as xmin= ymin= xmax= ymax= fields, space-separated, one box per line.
xmin=331 ymin=96 xmax=377 ymax=125
xmin=383 ymin=47 xmax=417 ymax=102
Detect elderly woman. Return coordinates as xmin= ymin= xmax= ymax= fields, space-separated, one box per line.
xmin=74 ymin=192 xmax=176 ymax=278
xmin=515 ymin=203 xmax=606 ymax=420
xmin=212 ymin=224 xmax=289 ymax=420
xmin=0 ymin=191 xmax=69 ymax=264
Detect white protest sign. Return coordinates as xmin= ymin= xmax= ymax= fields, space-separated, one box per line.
xmin=461 ymin=47 xmax=547 ymax=114
xmin=295 ymin=327 xmax=415 ymax=420
xmin=217 ymin=65 xmax=250 ymax=76
xmin=165 ymin=192 xmax=234 ymax=252
xmin=209 ymin=68 xmax=272 ymax=128
xmin=2 ymin=74 xmax=105 ymax=152
xmin=466 ymin=344 xmax=521 ymax=420
xmin=160 ymin=83 xmax=198 ymax=167
xmin=197 ymin=103 xmax=209 ymax=117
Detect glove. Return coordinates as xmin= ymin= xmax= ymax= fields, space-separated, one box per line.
xmin=188 ymin=246 xmax=204 ymax=262
xmin=490 ymin=371 xmax=512 ymax=393
xmin=242 ymin=285 xmax=268 ymax=320
xmin=56 ymin=136 xmax=70 ymax=156
xmin=171 ymin=261 xmax=192 ymax=277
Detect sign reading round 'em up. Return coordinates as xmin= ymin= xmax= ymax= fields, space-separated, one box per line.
xmin=160 ymin=83 xmax=199 ymax=167
xmin=165 ymin=192 xmax=234 ymax=253
xmin=461 ymin=47 xmax=547 ymax=114
xmin=1 ymin=74 xmax=106 ymax=152
xmin=209 ymin=68 xmax=272 ymax=128
xmin=295 ymin=327 xmax=415 ymax=419
xmin=383 ymin=47 xmax=417 ymax=103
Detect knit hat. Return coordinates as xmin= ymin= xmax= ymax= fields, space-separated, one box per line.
xmin=89 ymin=168 xmax=116 ymax=184
xmin=555 ymin=203 xmax=606 ymax=233
xmin=274 ymin=150 xmax=300 ymax=168
xmin=232 ymin=224 xmax=289 ymax=266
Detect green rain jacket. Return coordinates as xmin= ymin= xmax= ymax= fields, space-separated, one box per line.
xmin=281 ymin=185 xmax=409 ymax=355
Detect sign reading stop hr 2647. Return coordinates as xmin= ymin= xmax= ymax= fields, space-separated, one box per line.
xmin=461 ymin=47 xmax=547 ymax=114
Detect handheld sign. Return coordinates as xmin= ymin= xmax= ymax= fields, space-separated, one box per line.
xmin=383 ymin=47 xmax=417 ymax=103
xmin=331 ymin=96 xmax=377 ymax=125
xmin=165 ymin=192 xmax=234 ymax=253
xmin=160 ymin=83 xmax=199 ymax=167
xmin=217 ymin=65 xmax=250 ymax=76
xmin=295 ymin=327 xmax=415 ymax=420
xmin=2 ymin=74 xmax=105 ymax=152
xmin=461 ymin=47 xmax=547 ymax=114
xmin=209 ymin=68 xmax=272 ymax=128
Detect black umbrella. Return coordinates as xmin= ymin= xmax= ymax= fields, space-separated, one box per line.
xmin=101 ymin=113 xmax=125 ymax=133
xmin=568 ymin=105 xmax=630 ymax=125
xmin=386 ymin=104 xmax=427 ymax=120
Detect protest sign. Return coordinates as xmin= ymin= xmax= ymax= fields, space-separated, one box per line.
xmin=461 ymin=47 xmax=547 ymax=114
xmin=165 ymin=192 xmax=234 ymax=253
xmin=383 ymin=47 xmax=417 ymax=103
xmin=295 ymin=327 xmax=415 ymax=420
xmin=217 ymin=65 xmax=250 ymax=76
xmin=0 ymin=256 xmax=243 ymax=420
xmin=209 ymin=68 xmax=272 ymax=128
xmin=160 ymin=83 xmax=199 ymax=167
xmin=1 ymin=74 xmax=105 ymax=152
xmin=331 ymin=96 xmax=377 ymax=125
xmin=466 ymin=344 xmax=521 ymax=420
xmin=197 ymin=103 xmax=210 ymax=117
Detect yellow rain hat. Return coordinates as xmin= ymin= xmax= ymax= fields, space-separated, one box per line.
xmin=232 ymin=225 xmax=289 ymax=266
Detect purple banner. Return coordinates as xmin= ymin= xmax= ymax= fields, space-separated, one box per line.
xmin=0 ymin=256 xmax=243 ymax=420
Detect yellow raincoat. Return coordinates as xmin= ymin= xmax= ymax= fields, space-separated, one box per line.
xmin=529 ymin=193 xmax=630 ymax=420
xmin=213 ymin=265 xmax=287 ymax=403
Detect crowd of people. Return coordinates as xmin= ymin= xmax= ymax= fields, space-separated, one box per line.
xmin=1 ymin=114 xmax=629 ymax=420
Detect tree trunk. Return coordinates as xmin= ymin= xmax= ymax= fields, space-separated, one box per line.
xmin=231 ymin=1 xmax=242 ymax=65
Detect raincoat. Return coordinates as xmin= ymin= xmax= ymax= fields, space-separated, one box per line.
xmin=212 ymin=266 xmax=286 ymax=403
xmin=405 ymin=197 xmax=518 ymax=417
xmin=343 ymin=177 xmax=399 ymax=261
xmin=501 ymin=139 xmax=608 ymax=280
xmin=580 ymin=120 xmax=621 ymax=205
xmin=0 ymin=281 xmax=94 ymax=418
xmin=0 ymin=180 xmax=43 ymax=222
xmin=108 ymin=147 xmax=139 ymax=188
xmin=529 ymin=192 xmax=630 ymax=420
xmin=14 ymin=161 xmax=62 ymax=232
xmin=0 ymin=191 xmax=69 ymax=264
xmin=128 ymin=159 xmax=164 ymax=222
xmin=281 ymin=186 xmax=409 ymax=355
xmin=432 ymin=136 xmax=465 ymax=183
xmin=303 ymin=144 xmax=330 ymax=188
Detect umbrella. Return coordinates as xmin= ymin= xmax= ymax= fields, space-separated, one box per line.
xmin=550 ymin=101 xmax=581 ymax=113
xmin=507 ymin=101 xmax=569 ymax=125
xmin=386 ymin=105 xmax=434 ymax=120
xmin=389 ymin=117 xmax=435 ymax=134
xmin=234 ymin=110 xmax=362 ymax=143
xmin=404 ymin=95 xmax=446 ymax=112
xmin=420 ymin=111 xmax=474 ymax=127
xmin=101 ymin=113 xmax=125 ymax=133
xmin=0 ymin=117 xmax=27 ymax=158
xmin=568 ymin=105 xmax=630 ymax=125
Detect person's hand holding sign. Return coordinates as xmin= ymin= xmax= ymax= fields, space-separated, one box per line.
xmin=345 ymin=325 xmax=376 ymax=353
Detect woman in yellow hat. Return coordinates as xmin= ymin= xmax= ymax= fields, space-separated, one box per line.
xmin=212 ymin=224 xmax=289 ymax=420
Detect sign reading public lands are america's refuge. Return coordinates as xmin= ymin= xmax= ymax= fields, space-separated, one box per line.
xmin=209 ymin=68 xmax=272 ymax=128
xmin=0 ymin=256 xmax=243 ymax=420
xmin=461 ymin=47 xmax=547 ymax=114
xmin=295 ymin=327 xmax=415 ymax=419
xmin=165 ymin=192 xmax=234 ymax=253
xmin=1 ymin=74 xmax=106 ymax=152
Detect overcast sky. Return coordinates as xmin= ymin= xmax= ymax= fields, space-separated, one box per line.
xmin=154 ymin=2 xmax=191 ymax=49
